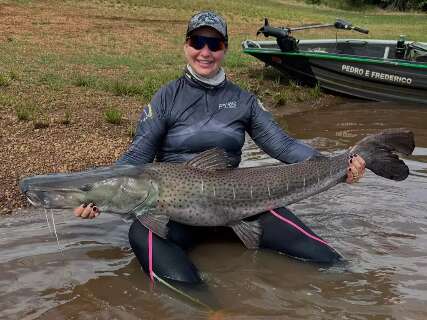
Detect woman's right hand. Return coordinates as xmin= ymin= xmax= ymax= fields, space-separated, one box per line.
xmin=74 ymin=203 xmax=99 ymax=219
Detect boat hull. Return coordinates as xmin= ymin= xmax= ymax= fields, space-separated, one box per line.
xmin=243 ymin=40 xmax=427 ymax=104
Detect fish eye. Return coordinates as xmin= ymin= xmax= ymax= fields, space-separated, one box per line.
xmin=79 ymin=184 xmax=93 ymax=192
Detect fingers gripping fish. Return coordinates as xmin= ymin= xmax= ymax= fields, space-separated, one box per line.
xmin=20 ymin=129 xmax=415 ymax=249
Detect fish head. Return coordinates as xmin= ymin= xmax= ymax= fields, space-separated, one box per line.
xmin=20 ymin=174 xmax=87 ymax=209
xmin=85 ymin=175 xmax=158 ymax=215
xmin=19 ymin=165 xmax=157 ymax=212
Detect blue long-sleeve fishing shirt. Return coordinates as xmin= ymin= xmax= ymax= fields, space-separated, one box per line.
xmin=117 ymin=70 xmax=318 ymax=167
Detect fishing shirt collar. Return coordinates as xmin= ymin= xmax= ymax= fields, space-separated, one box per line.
xmin=184 ymin=64 xmax=227 ymax=90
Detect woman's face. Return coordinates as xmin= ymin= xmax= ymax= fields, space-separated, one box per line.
xmin=184 ymin=27 xmax=226 ymax=78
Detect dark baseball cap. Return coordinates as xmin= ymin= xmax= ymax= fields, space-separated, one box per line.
xmin=186 ymin=11 xmax=228 ymax=44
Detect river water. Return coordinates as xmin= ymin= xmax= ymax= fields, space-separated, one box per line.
xmin=1 ymin=101 xmax=426 ymax=320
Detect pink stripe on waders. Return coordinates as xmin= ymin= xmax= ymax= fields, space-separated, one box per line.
xmin=148 ymin=230 xmax=154 ymax=284
xmin=269 ymin=208 xmax=329 ymax=246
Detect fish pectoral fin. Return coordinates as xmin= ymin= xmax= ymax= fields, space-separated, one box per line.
xmin=136 ymin=214 xmax=169 ymax=239
xmin=230 ymin=220 xmax=262 ymax=249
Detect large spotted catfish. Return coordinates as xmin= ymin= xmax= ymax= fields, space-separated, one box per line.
xmin=20 ymin=129 xmax=415 ymax=248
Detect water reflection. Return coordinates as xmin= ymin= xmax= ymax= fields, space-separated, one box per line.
xmin=1 ymin=101 xmax=427 ymax=319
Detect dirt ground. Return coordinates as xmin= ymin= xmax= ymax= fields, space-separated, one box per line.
xmin=0 ymin=2 xmax=145 ymax=213
xmin=0 ymin=1 xmax=338 ymax=214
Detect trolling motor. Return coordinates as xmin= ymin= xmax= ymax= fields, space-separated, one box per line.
xmin=256 ymin=18 xmax=298 ymax=52
xmin=257 ymin=18 xmax=369 ymax=52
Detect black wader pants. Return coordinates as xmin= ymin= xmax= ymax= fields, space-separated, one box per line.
xmin=128 ymin=207 xmax=342 ymax=283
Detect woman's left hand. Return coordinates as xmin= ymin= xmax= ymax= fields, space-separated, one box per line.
xmin=346 ymin=154 xmax=366 ymax=183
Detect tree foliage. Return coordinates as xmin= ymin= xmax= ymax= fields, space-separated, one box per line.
xmin=305 ymin=0 xmax=427 ymax=11
xmin=378 ymin=0 xmax=427 ymax=11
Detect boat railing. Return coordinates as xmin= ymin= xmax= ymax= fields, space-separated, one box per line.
xmin=255 ymin=18 xmax=369 ymax=53
xmin=247 ymin=18 xmax=427 ymax=63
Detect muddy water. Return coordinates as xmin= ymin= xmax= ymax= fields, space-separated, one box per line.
xmin=1 ymin=101 xmax=427 ymax=320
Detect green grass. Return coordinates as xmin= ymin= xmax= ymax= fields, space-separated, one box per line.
xmin=127 ymin=121 xmax=137 ymax=138
xmin=108 ymin=80 xmax=144 ymax=96
xmin=8 ymin=70 xmax=19 ymax=81
xmin=39 ymin=73 xmax=65 ymax=90
xmin=105 ymin=70 xmax=180 ymax=98
xmin=104 ymin=107 xmax=123 ymax=124
xmin=224 ymin=51 xmax=254 ymax=70
xmin=15 ymin=103 xmax=36 ymax=121
xmin=139 ymin=78 xmax=160 ymax=100
xmin=33 ymin=115 xmax=50 ymax=129
xmin=15 ymin=102 xmax=50 ymax=128
xmin=76 ymin=54 xmax=142 ymax=70
xmin=0 ymin=93 xmax=18 ymax=106
xmin=72 ymin=74 xmax=99 ymax=88
xmin=1 ymin=0 xmax=425 ymax=122
xmin=0 ymin=74 xmax=11 ymax=87
xmin=308 ymin=83 xmax=322 ymax=99
xmin=272 ymin=89 xmax=290 ymax=106
xmin=60 ymin=110 xmax=72 ymax=125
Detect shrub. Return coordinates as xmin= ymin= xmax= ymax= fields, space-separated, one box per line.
xmin=104 ymin=107 xmax=122 ymax=124
xmin=8 ymin=70 xmax=19 ymax=81
xmin=73 ymin=74 xmax=97 ymax=88
xmin=308 ymin=84 xmax=322 ymax=99
xmin=60 ymin=110 xmax=72 ymax=125
xmin=127 ymin=123 xmax=137 ymax=138
xmin=33 ymin=117 xmax=50 ymax=129
xmin=273 ymin=89 xmax=289 ymax=106
xmin=15 ymin=104 xmax=35 ymax=121
xmin=0 ymin=74 xmax=11 ymax=87
xmin=305 ymin=0 xmax=427 ymax=10
xmin=31 ymin=109 xmax=50 ymax=129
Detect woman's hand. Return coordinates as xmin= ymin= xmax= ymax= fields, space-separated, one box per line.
xmin=346 ymin=154 xmax=366 ymax=183
xmin=74 ymin=203 xmax=100 ymax=219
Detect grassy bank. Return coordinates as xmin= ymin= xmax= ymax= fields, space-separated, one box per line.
xmin=0 ymin=0 xmax=425 ymax=213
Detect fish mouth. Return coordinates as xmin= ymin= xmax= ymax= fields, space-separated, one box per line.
xmin=25 ymin=191 xmax=42 ymax=207
xmin=22 ymin=187 xmax=83 ymax=209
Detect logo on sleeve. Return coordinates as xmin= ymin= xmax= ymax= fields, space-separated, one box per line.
xmin=257 ymin=99 xmax=268 ymax=111
xmin=141 ymin=104 xmax=153 ymax=122
xmin=218 ymin=100 xmax=237 ymax=110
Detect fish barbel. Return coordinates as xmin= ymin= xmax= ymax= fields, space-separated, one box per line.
xmin=20 ymin=128 xmax=415 ymax=248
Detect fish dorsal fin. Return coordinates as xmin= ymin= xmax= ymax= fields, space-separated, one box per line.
xmin=186 ymin=148 xmax=230 ymax=170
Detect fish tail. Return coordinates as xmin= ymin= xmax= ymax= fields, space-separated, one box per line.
xmin=350 ymin=128 xmax=415 ymax=181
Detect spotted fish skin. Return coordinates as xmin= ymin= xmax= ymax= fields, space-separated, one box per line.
xmin=146 ymin=128 xmax=415 ymax=238
xmin=20 ymin=129 xmax=415 ymax=248
xmin=150 ymin=152 xmax=347 ymax=227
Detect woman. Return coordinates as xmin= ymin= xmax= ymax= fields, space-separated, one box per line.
xmin=74 ymin=11 xmax=365 ymax=283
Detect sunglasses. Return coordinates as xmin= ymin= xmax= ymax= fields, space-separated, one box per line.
xmin=186 ymin=35 xmax=226 ymax=52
